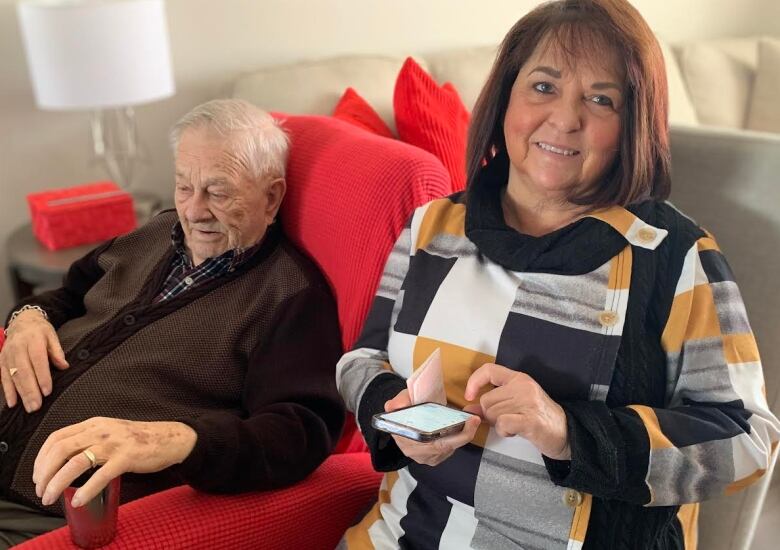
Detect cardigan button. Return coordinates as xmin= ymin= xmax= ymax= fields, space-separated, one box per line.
xmin=598 ymin=311 xmax=619 ymax=327
xmin=0 ymin=441 xmax=8 ymax=453
xmin=123 ymin=314 xmax=136 ymax=326
xmin=76 ymin=349 xmax=90 ymax=361
xmin=637 ymin=227 xmax=657 ymax=244
xmin=562 ymin=488 xmax=583 ymax=508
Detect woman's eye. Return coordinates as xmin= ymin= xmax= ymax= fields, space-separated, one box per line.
xmin=590 ymin=95 xmax=614 ymax=107
xmin=532 ymin=82 xmax=554 ymax=94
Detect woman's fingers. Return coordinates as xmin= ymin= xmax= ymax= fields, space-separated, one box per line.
xmin=438 ymin=415 xmax=481 ymax=448
xmin=385 ymin=389 xmax=411 ymax=412
xmin=392 ymin=414 xmax=481 ymax=466
xmin=462 ymin=403 xmax=484 ymax=417
xmin=464 ymin=363 xmax=523 ymax=401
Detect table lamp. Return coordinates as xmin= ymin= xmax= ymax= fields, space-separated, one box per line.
xmin=17 ymin=0 xmax=175 ymax=192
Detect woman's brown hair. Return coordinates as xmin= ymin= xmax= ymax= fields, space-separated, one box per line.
xmin=467 ymin=0 xmax=670 ymax=207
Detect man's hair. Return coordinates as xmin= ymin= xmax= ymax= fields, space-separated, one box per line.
xmin=467 ymin=0 xmax=670 ymax=207
xmin=170 ymin=99 xmax=289 ymax=182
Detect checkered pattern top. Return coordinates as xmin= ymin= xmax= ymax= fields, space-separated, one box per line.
xmin=154 ymin=223 xmax=263 ymax=302
xmin=336 ymin=192 xmax=779 ymax=549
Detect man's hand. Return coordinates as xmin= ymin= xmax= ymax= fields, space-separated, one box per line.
xmin=0 ymin=309 xmax=69 ymax=412
xmin=33 ymin=417 xmax=197 ymax=508
xmin=464 ymin=364 xmax=571 ymax=460
xmin=384 ymin=389 xmax=481 ymax=467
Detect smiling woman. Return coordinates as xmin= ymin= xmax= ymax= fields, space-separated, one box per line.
xmin=469 ymin=0 xmax=670 ymax=216
xmin=334 ymin=1 xmax=779 ymax=549
xmin=500 ymin=40 xmax=624 ymax=235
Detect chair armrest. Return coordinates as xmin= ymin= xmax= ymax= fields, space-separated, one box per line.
xmin=16 ymin=452 xmax=380 ymax=550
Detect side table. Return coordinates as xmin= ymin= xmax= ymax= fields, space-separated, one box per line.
xmin=6 ymin=225 xmax=98 ymax=302
xmin=6 ymin=195 xmax=172 ymax=302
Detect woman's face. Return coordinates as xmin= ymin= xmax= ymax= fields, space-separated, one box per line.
xmin=503 ymin=43 xmax=623 ymax=199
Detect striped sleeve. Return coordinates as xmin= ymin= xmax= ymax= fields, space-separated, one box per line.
xmin=628 ymin=235 xmax=780 ymax=506
xmin=335 ymin=213 xmax=415 ymax=470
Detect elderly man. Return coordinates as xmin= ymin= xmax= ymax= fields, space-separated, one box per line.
xmin=0 ymin=99 xmax=344 ymax=546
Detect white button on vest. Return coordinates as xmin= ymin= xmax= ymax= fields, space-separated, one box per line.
xmin=184 ymin=276 xmax=194 ymax=285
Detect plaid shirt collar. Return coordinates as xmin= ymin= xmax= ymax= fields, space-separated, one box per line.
xmin=155 ymin=222 xmax=264 ymax=302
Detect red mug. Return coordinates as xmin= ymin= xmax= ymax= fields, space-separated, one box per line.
xmin=62 ymin=472 xmax=120 ymax=548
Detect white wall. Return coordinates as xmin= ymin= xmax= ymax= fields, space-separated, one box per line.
xmin=1 ymin=0 xmax=779 ymax=316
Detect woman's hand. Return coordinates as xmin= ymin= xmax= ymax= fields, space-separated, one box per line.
xmin=33 ymin=417 xmax=197 ymax=508
xmin=0 ymin=309 xmax=69 ymax=412
xmin=464 ymin=364 xmax=571 ymax=460
xmin=384 ymin=389 xmax=481 ymax=467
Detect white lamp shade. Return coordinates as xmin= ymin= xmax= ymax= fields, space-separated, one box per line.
xmin=18 ymin=0 xmax=175 ymax=110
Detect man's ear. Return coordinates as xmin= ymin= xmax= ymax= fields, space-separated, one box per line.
xmin=265 ymin=177 xmax=286 ymax=225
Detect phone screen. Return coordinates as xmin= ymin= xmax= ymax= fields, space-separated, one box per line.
xmin=378 ymin=403 xmax=473 ymax=432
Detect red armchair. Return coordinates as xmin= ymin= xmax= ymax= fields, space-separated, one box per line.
xmin=14 ymin=115 xmax=452 ymax=549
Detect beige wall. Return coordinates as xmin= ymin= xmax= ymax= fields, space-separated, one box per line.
xmin=1 ymin=0 xmax=780 ymax=316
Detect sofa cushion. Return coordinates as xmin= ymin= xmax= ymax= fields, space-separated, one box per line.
xmin=425 ymin=45 xmax=498 ymax=110
xmin=657 ymin=39 xmax=698 ymax=127
xmin=233 ymin=56 xmax=429 ymax=134
xmin=394 ymin=57 xmax=470 ymax=191
xmin=676 ymin=39 xmax=757 ymax=128
xmin=333 ymin=87 xmax=394 ymax=138
xmin=746 ymin=38 xmax=780 ymax=133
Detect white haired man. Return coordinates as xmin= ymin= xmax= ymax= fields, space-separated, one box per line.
xmin=0 ymin=99 xmax=344 ymax=547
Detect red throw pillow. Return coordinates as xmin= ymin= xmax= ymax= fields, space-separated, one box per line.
xmin=333 ymin=87 xmax=394 ymax=139
xmin=393 ymin=57 xmax=470 ymax=192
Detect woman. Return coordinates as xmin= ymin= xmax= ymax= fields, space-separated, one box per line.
xmin=336 ymin=1 xmax=780 ymax=548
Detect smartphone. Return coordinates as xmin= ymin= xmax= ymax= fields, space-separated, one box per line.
xmin=372 ymin=402 xmax=476 ymax=442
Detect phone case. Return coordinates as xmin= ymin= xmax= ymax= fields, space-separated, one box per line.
xmin=371 ymin=403 xmax=470 ymax=442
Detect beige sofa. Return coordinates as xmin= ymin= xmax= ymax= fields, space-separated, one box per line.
xmin=667 ymin=37 xmax=780 ymax=134
xmin=232 ymin=36 xmax=780 ymax=136
xmin=231 ymin=38 xmax=780 ymax=550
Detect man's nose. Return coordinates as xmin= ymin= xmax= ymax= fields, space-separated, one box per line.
xmin=546 ymin=98 xmax=582 ymax=133
xmin=185 ymin=190 xmax=213 ymax=222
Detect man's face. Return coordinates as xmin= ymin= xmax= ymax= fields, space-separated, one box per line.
xmin=174 ymin=127 xmax=282 ymax=266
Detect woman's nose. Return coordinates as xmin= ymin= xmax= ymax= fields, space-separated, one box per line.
xmin=546 ymin=99 xmax=582 ymax=133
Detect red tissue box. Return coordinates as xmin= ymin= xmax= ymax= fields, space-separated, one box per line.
xmin=27 ymin=181 xmax=137 ymax=251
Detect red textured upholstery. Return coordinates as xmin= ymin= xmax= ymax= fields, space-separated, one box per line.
xmin=16 ymin=453 xmax=381 ymax=550
xmin=19 ymin=113 xmax=451 ymax=548
xmin=333 ymin=87 xmax=394 ymax=138
xmin=394 ymin=57 xmax=470 ymax=192
xmin=281 ymin=114 xmax=450 ymax=453
xmin=278 ymin=114 xmax=451 ymax=350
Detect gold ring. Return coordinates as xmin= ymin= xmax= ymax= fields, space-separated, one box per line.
xmin=8 ymin=368 xmax=19 ymax=378
xmin=82 ymin=449 xmax=97 ymax=469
